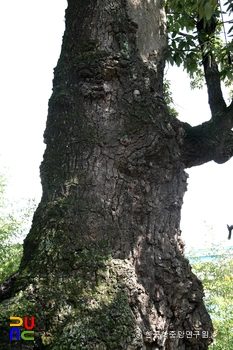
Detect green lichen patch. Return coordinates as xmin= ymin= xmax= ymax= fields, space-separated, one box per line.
xmin=0 ymin=259 xmax=143 ymax=349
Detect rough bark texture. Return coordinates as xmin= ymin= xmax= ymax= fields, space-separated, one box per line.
xmin=0 ymin=0 xmax=225 ymax=349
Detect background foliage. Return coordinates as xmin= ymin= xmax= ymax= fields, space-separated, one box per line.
xmin=165 ymin=0 xmax=233 ymax=88
xmin=0 ymin=171 xmax=36 ymax=282
xmin=186 ymin=244 xmax=233 ymax=349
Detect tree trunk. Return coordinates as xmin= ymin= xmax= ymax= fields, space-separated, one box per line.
xmin=0 ymin=1 xmax=214 ymax=349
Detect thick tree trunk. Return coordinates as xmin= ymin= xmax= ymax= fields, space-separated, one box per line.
xmin=0 ymin=1 xmax=214 ymax=349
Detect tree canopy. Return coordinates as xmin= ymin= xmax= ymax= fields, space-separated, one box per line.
xmin=166 ymin=0 xmax=233 ymax=88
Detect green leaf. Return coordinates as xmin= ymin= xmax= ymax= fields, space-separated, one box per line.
xmin=226 ymin=70 xmax=233 ymax=79
xmin=199 ymin=4 xmax=205 ymax=20
xmin=205 ymin=2 xmax=213 ymax=21
xmin=174 ymin=53 xmax=182 ymax=66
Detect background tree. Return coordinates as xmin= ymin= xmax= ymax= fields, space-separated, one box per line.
xmin=186 ymin=245 xmax=233 ymax=350
xmin=0 ymin=0 xmax=232 ymax=349
xmin=0 ymin=171 xmax=36 ymax=282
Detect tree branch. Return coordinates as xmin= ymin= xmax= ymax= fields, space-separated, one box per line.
xmin=181 ymin=102 xmax=233 ymax=168
xmin=180 ymin=16 xmax=233 ymax=168
xmin=202 ymin=51 xmax=227 ymax=117
xmin=197 ymin=18 xmax=226 ymax=118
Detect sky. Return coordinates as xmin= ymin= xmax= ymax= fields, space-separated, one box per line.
xmin=0 ymin=0 xmax=233 ymax=252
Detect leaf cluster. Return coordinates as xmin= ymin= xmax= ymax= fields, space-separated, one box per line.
xmin=163 ymin=78 xmax=179 ymax=117
xmin=165 ymin=0 xmax=233 ymax=88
